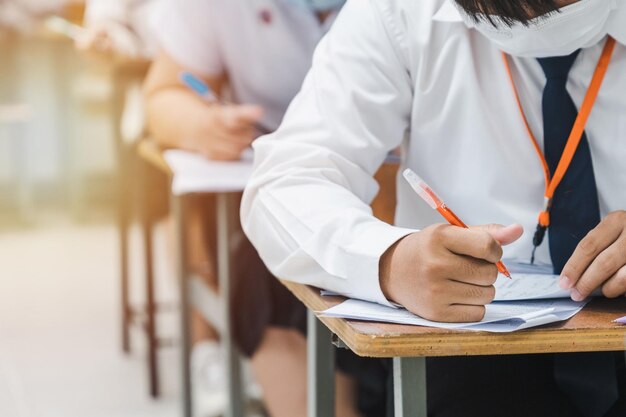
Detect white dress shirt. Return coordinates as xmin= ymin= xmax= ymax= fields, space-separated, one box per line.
xmin=241 ymin=0 xmax=626 ymax=306
xmin=153 ymin=0 xmax=338 ymax=131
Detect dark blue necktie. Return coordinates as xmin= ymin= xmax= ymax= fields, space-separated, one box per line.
xmin=537 ymin=51 xmax=618 ymax=417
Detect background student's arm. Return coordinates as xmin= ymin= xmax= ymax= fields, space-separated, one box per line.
xmin=241 ymin=0 xmax=521 ymax=322
xmin=143 ymin=0 xmax=263 ymax=160
xmin=76 ymin=0 xmax=138 ymax=57
xmin=143 ymin=50 xmax=263 ymax=160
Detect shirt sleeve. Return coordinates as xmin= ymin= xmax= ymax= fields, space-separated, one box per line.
xmin=240 ymin=0 xmax=417 ymax=307
xmin=151 ymin=0 xmax=223 ymax=76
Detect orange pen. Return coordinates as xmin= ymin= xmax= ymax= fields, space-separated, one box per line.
xmin=403 ymin=169 xmax=512 ymax=279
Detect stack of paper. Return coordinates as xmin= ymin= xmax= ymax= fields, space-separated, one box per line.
xmin=164 ymin=149 xmax=253 ymax=195
xmin=321 ymin=262 xmax=591 ymax=332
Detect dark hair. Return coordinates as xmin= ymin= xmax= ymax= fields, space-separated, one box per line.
xmin=454 ymin=0 xmax=561 ymax=26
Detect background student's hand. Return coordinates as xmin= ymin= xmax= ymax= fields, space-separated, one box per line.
xmin=187 ymin=104 xmax=264 ymax=161
xmin=75 ymin=22 xmax=143 ymax=60
xmin=379 ymin=223 xmax=524 ymax=322
xmin=559 ymin=210 xmax=626 ymax=301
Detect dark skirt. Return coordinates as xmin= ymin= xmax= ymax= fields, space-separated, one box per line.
xmin=229 ymin=203 xmax=390 ymax=417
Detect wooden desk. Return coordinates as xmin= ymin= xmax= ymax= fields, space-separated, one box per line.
xmin=282 ymin=281 xmax=626 ymax=417
xmin=138 ymin=140 xmax=246 ymax=417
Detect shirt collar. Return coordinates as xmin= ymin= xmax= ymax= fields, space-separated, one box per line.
xmin=608 ymin=5 xmax=626 ymax=46
xmin=432 ymin=0 xmax=626 ymax=46
xmin=432 ymin=0 xmax=463 ymax=23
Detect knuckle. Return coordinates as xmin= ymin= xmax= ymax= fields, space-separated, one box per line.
xmin=459 ymin=260 xmax=477 ymax=278
xmin=480 ymin=234 xmax=502 ymax=259
xmin=605 ymin=270 xmax=626 ymax=298
xmin=484 ymin=264 xmax=499 ymax=283
xmin=602 ymin=284 xmax=618 ymax=298
xmin=429 ymin=224 xmax=449 ymax=242
xmin=420 ymin=304 xmax=442 ymax=322
xmin=464 ymin=285 xmax=484 ymax=299
xmin=606 ymin=211 xmax=624 ymax=224
xmin=578 ymin=237 xmax=598 ymax=257
xmin=576 ymin=280 xmax=594 ymax=297
xmin=462 ymin=306 xmax=485 ymax=323
xmin=423 ymin=259 xmax=446 ymax=278
xmin=429 ymin=280 xmax=446 ymax=298
xmin=596 ymin=255 xmax=616 ymax=274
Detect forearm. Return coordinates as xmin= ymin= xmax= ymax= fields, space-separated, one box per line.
xmin=145 ymin=87 xmax=212 ymax=152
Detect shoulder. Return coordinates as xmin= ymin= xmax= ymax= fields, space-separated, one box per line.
xmin=362 ymin=0 xmax=471 ymax=70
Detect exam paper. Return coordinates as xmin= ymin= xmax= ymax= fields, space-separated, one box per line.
xmin=322 ymin=298 xmax=588 ymax=332
xmin=164 ymin=149 xmax=253 ymax=195
xmin=494 ymin=261 xmax=601 ymax=301
xmin=494 ymin=273 xmax=570 ymax=301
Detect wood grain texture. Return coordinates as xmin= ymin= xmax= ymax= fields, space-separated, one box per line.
xmin=282 ymin=280 xmax=626 ymax=358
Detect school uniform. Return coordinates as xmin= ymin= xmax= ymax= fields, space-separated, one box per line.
xmin=153 ymin=4 xmax=395 ymax=415
xmin=154 ymin=0 xmax=337 ymax=132
xmin=85 ymin=0 xmax=160 ymax=58
xmin=241 ymin=0 xmax=626 ymax=415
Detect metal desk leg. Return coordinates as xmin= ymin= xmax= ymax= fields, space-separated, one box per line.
xmin=173 ymin=194 xmax=192 ymax=417
xmin=216 ymin=193 xmax=244 ymax=417
xmin=393 ymin=357 xmax=427 ymax=417
xmin=112 ymin=73 xmax=131 ymax=355
xmin=118 ymin=146 xmax=131 ymax=354
xmin=307 ymin=310 xmax=335 ymax=417
xmin=140 ymin=156 xmax=159 ymax=398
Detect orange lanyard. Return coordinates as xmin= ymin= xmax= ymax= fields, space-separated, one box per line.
xmin=502 ymin=37 xmax=616 ymax=230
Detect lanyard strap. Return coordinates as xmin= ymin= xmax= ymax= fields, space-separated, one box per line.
xmin=502 ymin=37 xmax=616 ymax=228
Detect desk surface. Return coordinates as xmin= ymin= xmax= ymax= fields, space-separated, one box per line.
xmin=282 ymin=280 xmax=626 ymax=358
xmin=138 ymin=140 xmax=252 ymax=195
xmin=138 ymin=140 xmax=173 ymax=176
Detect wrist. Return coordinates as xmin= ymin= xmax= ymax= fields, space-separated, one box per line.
xmin=379 ymin=237 xmax=404 ymax=303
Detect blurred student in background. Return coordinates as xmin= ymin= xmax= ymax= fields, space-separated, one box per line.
xmin=76 ymin=0 xmax=159 ymax=60
xmin=143 ymin=1 xmax=383 ymax=416
xmin=0 ymin=0 xmax=66 ymax=33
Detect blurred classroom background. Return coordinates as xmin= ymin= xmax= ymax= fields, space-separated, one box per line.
xmin=0 ymin=1 xmax=181 ymax=416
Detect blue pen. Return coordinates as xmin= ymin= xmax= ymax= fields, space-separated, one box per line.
xmin=180 ymin=71 xmax=271 ymax=135
xmin=180 ymin=71 xmax=220 ymax=103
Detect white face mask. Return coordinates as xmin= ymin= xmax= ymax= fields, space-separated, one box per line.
xmin=285 ymin=0 xmax=345 ymax=12
xmin=455 ymin=0 xmax=616 ymax=57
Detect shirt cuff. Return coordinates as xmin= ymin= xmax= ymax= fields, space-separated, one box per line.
xmin=344 ymin=221 xmax=416 ymax=307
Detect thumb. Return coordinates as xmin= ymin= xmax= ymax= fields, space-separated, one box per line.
xmin=223 ymin=105 xmax=264 ymax=127
xmin=474 ymin=223 xmax=524 ymax=246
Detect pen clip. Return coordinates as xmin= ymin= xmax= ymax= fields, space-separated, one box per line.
xmin=403 ymin=169 xmax=442 ymax=210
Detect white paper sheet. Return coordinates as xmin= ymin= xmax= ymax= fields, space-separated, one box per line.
xmin=321 ymin=298 xmax=587 ymax=333
xmin=494 ymin=273 xmax=570 ymax=301
xmin=494 ymin=261 xmax=601 ymax=301
xmin=164 ymin=149 xmax=253 ymax=195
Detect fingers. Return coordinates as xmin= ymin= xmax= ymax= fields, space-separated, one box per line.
xmin=444 ymin=280 xmax=496 ymax=306
xmin=200 ymin=140 xmax=248 ymax=161
xmin=442 ymin=226 xmax=504 ymax=264
xmin=570 ymin=234 xmax=626 ymax=300
xmin=477 ymin=223 xmax=524 ymax=246
xmin=442 ymin=305 xmax=486 ymax=323
xmin=221 ymin=105 xmax=264 ymax=130
xmin=446 ymin=254 xmax=499 ymax=286
xmin=561 ymin=214 xmax=624 ymax=289
xmin=601 ymin=265 xmax=626 ymax=299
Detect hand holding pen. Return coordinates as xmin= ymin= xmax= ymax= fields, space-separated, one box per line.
xmin=175 ymin=72 xmax=268 ymax=160
xmin=180 ymin=72 xmax=272 ymax=136
xmin=377 ymin=169 xmax=523 ymax=323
